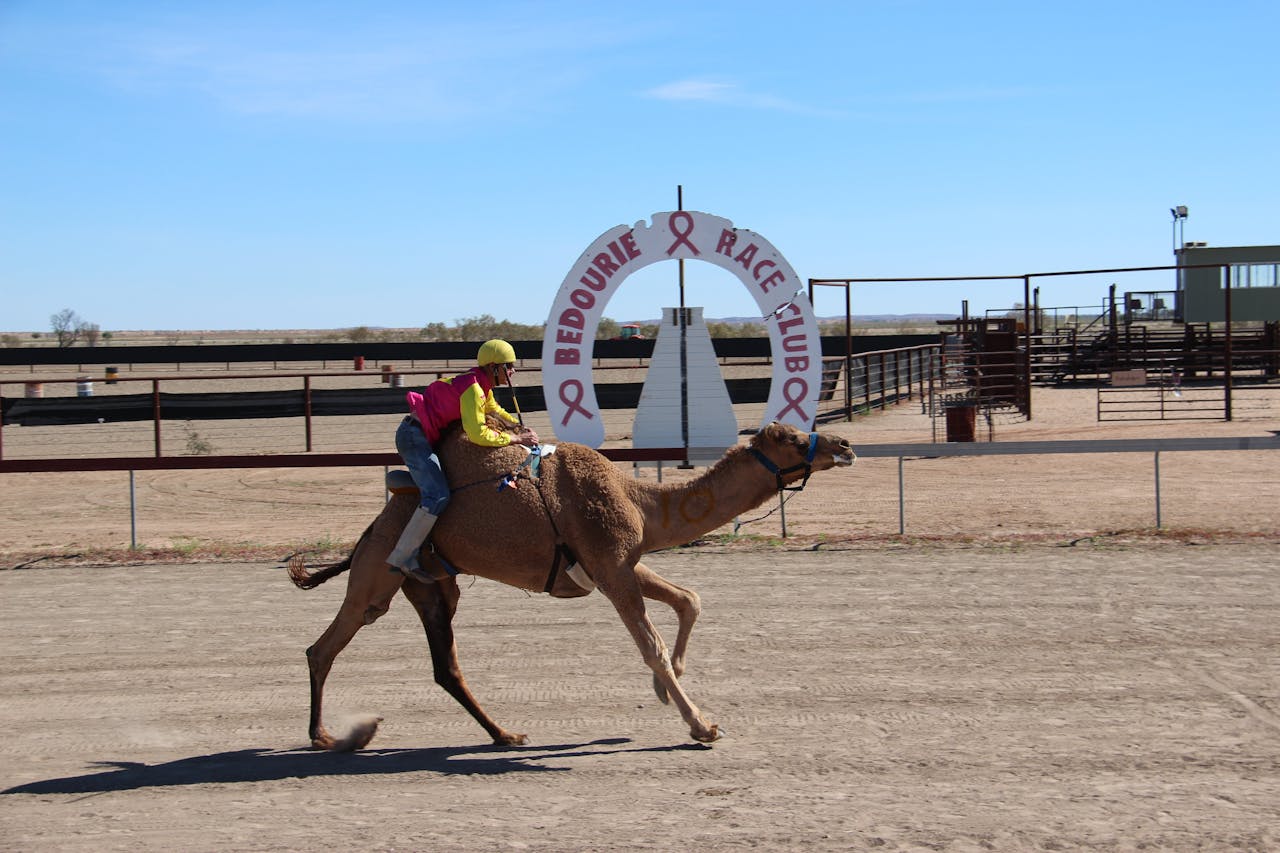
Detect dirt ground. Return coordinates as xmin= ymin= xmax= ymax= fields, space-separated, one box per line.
xmin=1 ymin=378 xmax=1279 ymax=850
xmin=1 ymin=544 xmax=1278 ymax=851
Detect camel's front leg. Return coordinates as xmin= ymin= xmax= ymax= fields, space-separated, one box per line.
xmin=598 ymin=578 xmax=719 ymax=743
xmin=634 ymin=562 xmax=700 ymax=705
xmin=399 ymin=577 xmax=529 ymax=746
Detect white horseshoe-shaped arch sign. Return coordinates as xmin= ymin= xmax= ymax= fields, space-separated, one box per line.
xmin=542 ymin=210 xmax=822 ymax=448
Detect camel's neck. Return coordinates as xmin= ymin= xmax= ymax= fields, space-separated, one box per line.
xmin=629 ymin=446 xmax=782 ymax=550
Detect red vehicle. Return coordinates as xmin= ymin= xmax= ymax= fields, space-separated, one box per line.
xmin=614 ymin=324 xmax=645 ymax=341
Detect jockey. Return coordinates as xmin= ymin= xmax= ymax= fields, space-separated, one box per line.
xmin=388 ymin=338 xmax=539 ymax=582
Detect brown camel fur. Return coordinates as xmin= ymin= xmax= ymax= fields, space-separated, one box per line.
xmin=288 ymin=421 xmax=855 ymax=750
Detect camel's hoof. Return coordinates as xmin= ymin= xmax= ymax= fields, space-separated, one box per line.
xmin=493 ymin=732 xmax=529 ymax=746
xmin=652 ymin=674 xmax=671 ymax=705
xmin=692 ymin=724 xmax=721 ymax=743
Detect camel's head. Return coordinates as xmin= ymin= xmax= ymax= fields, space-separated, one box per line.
xmin=750 ymin=423 xmax=856 ymax=487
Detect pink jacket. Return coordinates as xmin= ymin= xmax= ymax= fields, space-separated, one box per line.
xmin=406 ymin=366 xmax=518 ymax=446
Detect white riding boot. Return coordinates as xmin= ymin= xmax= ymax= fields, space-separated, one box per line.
xmin=387 ymin=507 xmax=438 ymax=582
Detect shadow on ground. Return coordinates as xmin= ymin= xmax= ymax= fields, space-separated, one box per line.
xmin=3 ymin=738 xmax=711 ymax=795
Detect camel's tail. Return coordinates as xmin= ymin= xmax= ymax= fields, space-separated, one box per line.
xmin=286 ymin=523 xmax=373 ymax=590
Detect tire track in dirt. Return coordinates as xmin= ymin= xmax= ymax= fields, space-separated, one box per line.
xmin=1181 ymin=665 xmax=1280 ymax=735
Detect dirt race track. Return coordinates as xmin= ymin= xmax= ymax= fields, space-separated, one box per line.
xmin=2 ymin=543 xmax=1278 ymax=852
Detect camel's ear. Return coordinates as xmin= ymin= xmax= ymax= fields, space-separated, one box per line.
xmin=755 ymin=421 xmax=785 ymax=443
xmin=768 ymin=421 xmax=800 ymax=437
xmin=757 ymin=421 xmax=801 ymax=450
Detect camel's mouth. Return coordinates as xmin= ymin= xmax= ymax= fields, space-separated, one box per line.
xmin=833 ymin=450 xmax=856 ymax=467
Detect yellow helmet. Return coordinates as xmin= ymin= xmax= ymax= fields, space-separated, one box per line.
xmin=477 ymin=339 xmax=516 ymax=366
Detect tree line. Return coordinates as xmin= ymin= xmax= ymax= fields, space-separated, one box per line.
xmin=1 ymin=310 xmax=896 ymax=349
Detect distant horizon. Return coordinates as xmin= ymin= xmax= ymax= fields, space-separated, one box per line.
xmin=2 ymin=312 xmax=990 ymax=339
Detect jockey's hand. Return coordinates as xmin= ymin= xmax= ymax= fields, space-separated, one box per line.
xmin=511 ymin=428 xmax=539 ymax=447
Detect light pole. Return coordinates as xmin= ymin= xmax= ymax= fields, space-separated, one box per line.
xmin=1170 ymin=205 xmax=1188 ymax=254
xmin=1171 ymin=206 xmax=1189 ymax=314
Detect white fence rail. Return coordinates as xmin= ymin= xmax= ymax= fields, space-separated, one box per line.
xmin=849 ymin=436 xmax=1280 ymax=534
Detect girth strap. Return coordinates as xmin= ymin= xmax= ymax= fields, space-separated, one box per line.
xmin=495 ymin=449 xmax=581 ymax=594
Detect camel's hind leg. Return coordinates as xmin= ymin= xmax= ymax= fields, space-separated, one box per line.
xmin=596 ymin=570 xmax=719 ymax=743
xmin=634 ymin=561 xmax=701 ymax=705
xmin=305 ymin=545 xmax=403 ymax=751
xmin=399 ymin=577 xmax=529 ymax=746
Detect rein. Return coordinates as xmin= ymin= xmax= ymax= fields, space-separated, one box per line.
xmin=748 ymin=431 xmax=819 ymax=493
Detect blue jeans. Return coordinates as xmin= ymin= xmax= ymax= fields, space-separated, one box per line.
xmin=395 ymin=416 xmax=451 ymax=516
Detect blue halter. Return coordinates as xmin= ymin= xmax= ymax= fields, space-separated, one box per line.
xmin=748 ymin=431 xmax=819 ymax=493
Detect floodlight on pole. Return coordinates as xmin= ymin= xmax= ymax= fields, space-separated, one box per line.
xmin=1170 ymin=205 xmax=1188 ymax=254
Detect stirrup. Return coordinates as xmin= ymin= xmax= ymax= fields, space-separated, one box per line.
xmin=391 ymin=561 xmax=437 ymax=584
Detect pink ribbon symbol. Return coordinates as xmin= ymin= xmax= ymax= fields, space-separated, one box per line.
xmin=558 ymin=379 xmax=595 ymax=426
xmin=665 ymin=212 xmax=701 ymax=256
xmin=774 ymin=377 xmax=810 ymax=422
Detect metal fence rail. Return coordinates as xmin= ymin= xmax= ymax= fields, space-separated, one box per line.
xmin=4 ymin=341 xmax=945 ymax=460
xmin=4 ymin=436 xmax=1276 ymax=543
xmin=815 ymin=345 xmax=939 ymax=423
xmin=1098 ymin=385 xmax=1226 ymax=421
xmin=851 ymin=435 xmax=1280 ymax=535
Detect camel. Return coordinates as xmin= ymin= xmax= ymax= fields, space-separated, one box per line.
xmin=287 ymin=420 xmax=855 ymax=751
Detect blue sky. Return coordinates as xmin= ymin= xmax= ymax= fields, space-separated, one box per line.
xmin=3 ymin=1 xmax=1277 ymax=333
